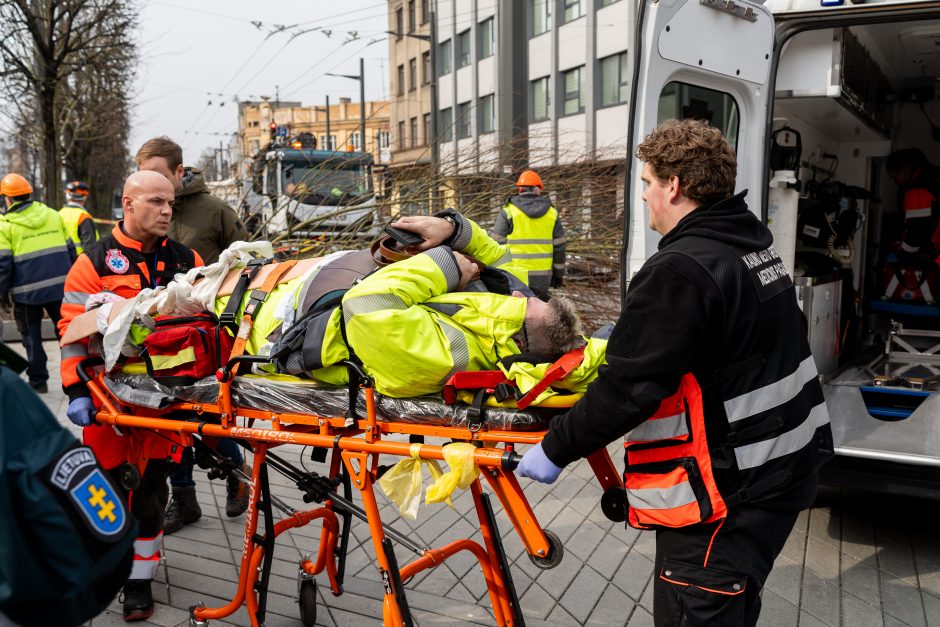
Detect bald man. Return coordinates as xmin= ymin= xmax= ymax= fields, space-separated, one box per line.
xmin=58 ymin=170 xmax=203 ymax=622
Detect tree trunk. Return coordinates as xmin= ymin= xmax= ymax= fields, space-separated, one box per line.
xmin=39 ymin=83 xmax=58 ymax=207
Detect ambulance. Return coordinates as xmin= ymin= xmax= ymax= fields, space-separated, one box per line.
xmin=627 ymin=0 xmax=940 ymax=497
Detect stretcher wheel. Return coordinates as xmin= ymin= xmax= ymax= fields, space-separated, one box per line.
xmin=299 ymin=578 xmax=317 ymax=627
xmin=117 ymin=463 xmax=141 ymax=491
xmin=601 ymin=486 xmax=628 ymax=523
xmin=528 ymin=529 xmax=563 ymax=570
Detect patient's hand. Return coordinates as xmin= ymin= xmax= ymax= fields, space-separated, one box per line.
xmin=392 ymin=216 xmax=453 ymax=251
xmin=454 ymin=252 xmax=480 ymax=290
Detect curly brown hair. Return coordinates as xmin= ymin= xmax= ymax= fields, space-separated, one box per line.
xmin=635 ymin=119 xmax=737 ymax=205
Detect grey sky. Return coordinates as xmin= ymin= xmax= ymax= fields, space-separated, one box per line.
xmin=134 ymin=0 xmax=391 ymax=163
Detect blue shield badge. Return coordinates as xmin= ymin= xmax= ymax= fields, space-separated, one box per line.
xmin=70 ymin=469 xmax=127 ymax=537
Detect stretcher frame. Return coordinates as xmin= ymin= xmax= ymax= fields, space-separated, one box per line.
xmin=80 ymin=356 xmax=622 ymax=627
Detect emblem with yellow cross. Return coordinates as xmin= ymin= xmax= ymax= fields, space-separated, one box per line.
xmin=71 ymin=469 xmax=126 ymax=536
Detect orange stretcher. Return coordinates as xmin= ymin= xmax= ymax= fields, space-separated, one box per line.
xmin=79 ymin=350 xmax=623 ymax=627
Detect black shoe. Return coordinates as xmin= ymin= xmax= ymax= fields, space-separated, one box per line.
xmin=121 ymin=579 xmax=154 ymax=622
xmin=225 ymin=463 xmax=251 ymax=517
xmin=30 ymin=381 xmax=48 ymax=393
xmin=164 ymin=486 xmax=201 ymax=534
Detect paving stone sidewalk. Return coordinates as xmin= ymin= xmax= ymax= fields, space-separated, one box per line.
xmin=17 ymin=338 xmax=940 ymax=626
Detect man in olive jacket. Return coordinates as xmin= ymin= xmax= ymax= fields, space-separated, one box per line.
xmin=136 ymin=136 xmax=249 ymax=265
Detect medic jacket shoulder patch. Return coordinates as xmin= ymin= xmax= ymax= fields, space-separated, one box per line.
xmin=45 ymin=446 xmax=128 ymax=542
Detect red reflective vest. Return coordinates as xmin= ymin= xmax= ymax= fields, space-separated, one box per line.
xmin=623 ymin=374 xmax=728 ymax=530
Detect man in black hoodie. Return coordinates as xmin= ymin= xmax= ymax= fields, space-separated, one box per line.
xmin=518 ymin=119 xmax=833 ymax=626
xmin=491 ymin=169 xmax=565 ymax=299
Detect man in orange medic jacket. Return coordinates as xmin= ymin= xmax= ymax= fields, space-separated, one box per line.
xmin=59 ymin=170 xmax=203 ymax=622
xmin=518 ymin=119 xmax=833 ymax=626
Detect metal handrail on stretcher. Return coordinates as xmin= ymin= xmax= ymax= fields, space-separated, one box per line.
xmin=78 ymin=355 xmax=622 ymax=627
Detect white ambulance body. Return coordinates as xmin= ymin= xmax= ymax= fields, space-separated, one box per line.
xmin=628 ymin=0 xmax=940 ymax=497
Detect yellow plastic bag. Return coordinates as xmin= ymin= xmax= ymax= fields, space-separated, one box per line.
xmin=425 ymin=443 xmax=481 ymax=504
xmin=377 ymin=444 xmax=449 ymax=519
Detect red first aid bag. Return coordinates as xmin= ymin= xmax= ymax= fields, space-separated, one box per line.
xmin=140 ymin=312 xmax=234 ymax=386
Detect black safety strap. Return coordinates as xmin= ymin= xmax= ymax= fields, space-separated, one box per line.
xmin=722 ymin=469 xmax=791 ymax=507
xmin=219 ymin=257 xmax=270 ymax=333
xmin=467 ymin=389 xmax=489 ymax=432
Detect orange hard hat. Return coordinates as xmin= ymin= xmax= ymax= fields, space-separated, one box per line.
xmin=516 ymin=170 xmax=543 ymax=189
xmin=0 ymin=173 xmax=32 ymax=197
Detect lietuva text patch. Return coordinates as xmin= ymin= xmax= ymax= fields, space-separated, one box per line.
xmin=46 ymin=446 xmax=128 ymax=541
xmin=740 ymin=245 xmax=793 ymax=302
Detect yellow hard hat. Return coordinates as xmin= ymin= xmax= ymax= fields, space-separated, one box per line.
xmin=0 ymin=173 xmax=33 ymax=197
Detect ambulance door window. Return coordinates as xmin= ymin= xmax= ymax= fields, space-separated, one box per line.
xmin=657 ymin=82 xmax=740 ymax=150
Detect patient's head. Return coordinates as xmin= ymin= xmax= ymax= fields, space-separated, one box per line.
xmin=514 ymin=294 xmax=582 ymax=362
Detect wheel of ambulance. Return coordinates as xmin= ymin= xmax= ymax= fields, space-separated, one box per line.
xmin=299 ymin=578 xmax=317 ymax=627
xmin=528 ymin=529 xmax=564 ymax=570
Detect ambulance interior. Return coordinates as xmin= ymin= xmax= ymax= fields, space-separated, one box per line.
xmin=769 ymin=17 xmax=940 ymax=485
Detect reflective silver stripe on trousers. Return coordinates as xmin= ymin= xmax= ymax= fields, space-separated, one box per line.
xmin=723 ymin=355 xmax=818 ymax=423
xmin=61 ymin=343 xmax=89 ymax=359
xmin=129 ymin=556 xmax=160 ymax=580
xmin=734 ymin=401 xmax=830 ymax=470
xmin=435 ymin=318 xmax=470 ymax=386
xmin=63 ymin=291 xmax=93 ymax=306
xmin=342 ymin=293 xmax=407 ymax=324
xmin=626 ymin=482 xmax=696 ymax=511
xmin=11 ymin=274 xmax=68 ymax=294
xmin=527 ymin=269 xmax=551 ymax=277
xmin=134 ymin=532 xmax=163 ymax=558
xmin=507 ymin=238 xmax=552 ymax=245
xmin=13 ymin=244 xmax=69 ymax=261
xmin=625 ymin=411 xmax=688 ymax=443
xmin=905 ymin=207 xmax=932 ymax=219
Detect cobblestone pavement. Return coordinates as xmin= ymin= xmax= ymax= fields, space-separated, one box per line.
xmin=17 ymin=338 xmax=940 ymax=626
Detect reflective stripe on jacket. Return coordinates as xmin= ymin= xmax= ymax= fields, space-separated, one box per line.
xmin=0 ymin=201 xmax=75 ymax=304
xmin=500 ymin=201 xmax=560 ymax=279
xmin=59 ymin=204 xmax=99 ymax=254
xmin=624 ymin=374 xmax=727 ymax=530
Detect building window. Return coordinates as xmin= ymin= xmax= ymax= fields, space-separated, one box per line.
xmin=563 ymin=66 xmax=585 ymax=115
xmin=531 ymin=77 xmax=550 ymax=122
xmin=478 ymin=18 xmax=494 ymax=59
xmin=351 ymin=132 xmax=362 ymax=151
xmin=409 ymin=58 xmax=417 ymax=91
xmin=397 ymin=64 xmax=405 ymax=96
xmin=457 ymin=102 xmax=472 ymax=139
xmin=563 ymin=0 xmax=584 ymax=22
xmin=531 ymin=0 xmax=551 ymax=36
xmin=409 ymin=117 xmax=418 ymax=148
xmin=439 ymin=107 xmax=453 ymax=142
xmin=599 ymin=0 xmax=622 ymax=6
xmin=422 ymin=51 xmax=431 ymax=84
xmin=457 ymin=30 xmax=471 ymax=68
xmin=439 ymin=39 xmax=452 ymax=75
xmin=600 ymin=52 xmax=629 ymax=106
xmin=408 ymin=0 xmax=416 ymax=32
xmin=398 ymin=121 xmax=406 ymax=150
xmin=322 ymin=135 xmax=336 ymax=150
xmin=423 ymin=112 xmax=431 ymax=145
xmin=420 ymin=0 xmax=429 ymax=24
xmin=395 ymin=7 xmax=403 ymax=38
xmin=478 ymin=94 xmax=494 ymax=134
xmin=378 ymin=131 xmax=391 ymax=149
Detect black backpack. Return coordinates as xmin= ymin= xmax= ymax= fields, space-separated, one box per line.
xmin=0 ymin=366 xmax=136 ymax=627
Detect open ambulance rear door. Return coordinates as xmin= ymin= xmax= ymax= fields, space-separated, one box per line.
xmin=622 ymin=0 xmax=776 ymax=292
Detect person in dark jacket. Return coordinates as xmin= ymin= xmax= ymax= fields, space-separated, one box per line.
xmin=135 ymin=136 xmax=251 ymax=534
xmin=518 ymin=119 xmax=833 ymax=626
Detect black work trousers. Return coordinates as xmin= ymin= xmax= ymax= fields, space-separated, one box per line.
xmin=13 ymin=301 xmax=61 ymax=387
xmin=652 ymin=504 xmax=799 ymax=626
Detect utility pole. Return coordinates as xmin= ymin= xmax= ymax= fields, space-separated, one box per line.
xmin=429 ymin=5 xmax=439 ymax=195
xmin=358 ymin=58 xmax=366 ymax=153
xmin=325 ymin=95 xmax=331 ymax=150
xmin=217 ymin=140 xmax=224 ymax=181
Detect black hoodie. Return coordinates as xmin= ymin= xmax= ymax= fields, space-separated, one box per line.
xmin=542 ymin=192 xmax=826 ymax=509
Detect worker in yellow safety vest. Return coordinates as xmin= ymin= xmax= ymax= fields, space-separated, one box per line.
xmin=491 ymin=169 xmax=566 ymax=299
xmin=60 ymin=180 xmax=99 ymax=254
xmin=0 ymin=173 xmax=76 ymax=392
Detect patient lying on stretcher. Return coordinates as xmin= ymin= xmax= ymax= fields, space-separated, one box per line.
xmin=75 ymin=212 xmax=609 ymax=400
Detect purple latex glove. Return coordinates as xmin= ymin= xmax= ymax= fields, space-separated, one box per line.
xmin=517 ymin=442 xmax=563 ymax=483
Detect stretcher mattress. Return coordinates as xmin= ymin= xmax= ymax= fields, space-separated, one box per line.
xmin=104 ymin=373 xmax=549 ymax=431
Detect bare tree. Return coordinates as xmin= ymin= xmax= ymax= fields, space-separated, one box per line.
xmin=0 ymin=0 xmax=137 ymax=206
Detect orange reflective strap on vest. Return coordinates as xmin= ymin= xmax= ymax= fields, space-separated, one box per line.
xmin=623 ymin=373 xmax=727 ymax=530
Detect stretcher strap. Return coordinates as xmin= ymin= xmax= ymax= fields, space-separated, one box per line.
xmin=229 ymin=260 xmax=297 ymax=370
xmin=515 ymin=346 xmax=585 ymax=409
